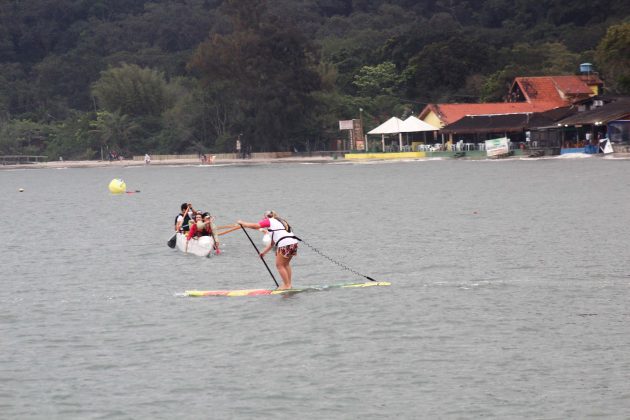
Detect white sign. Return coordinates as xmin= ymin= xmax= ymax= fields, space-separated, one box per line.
xmin=485 ymin=137 xmax=509 ymax=157
xmin=600 ymin=138 xmax=613 ymax=154
xmin=339 ymin=120 xmax=353 ymax=130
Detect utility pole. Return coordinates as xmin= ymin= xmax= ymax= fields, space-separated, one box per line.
xmin=359 ymin=108 xmax=365 ymax=152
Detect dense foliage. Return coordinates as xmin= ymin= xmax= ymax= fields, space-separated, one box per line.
xmin=0 ymin=0 xmax=629 ymax=158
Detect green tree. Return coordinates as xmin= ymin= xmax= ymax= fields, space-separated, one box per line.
xmin=480 ymin=42 xmax=580 ymax=101
xmin=91 ymin=64 xmax=173 ymax=154
xmin=480 ymin=67 xmax=521 ymax=102
xmin=407 ymin=35 xmax=492 ymax=102
xmin=189 ymin=0 xmax=321 ymax=151
xmin=0 ymin=119 xmax=50 ymax=155
xmin=595 ymin=22 xmax=630 ymax=94
xmin=353 ymin=61 xmax=406 ymax=97
xmin=45 ymin=112 xmax=97 ymax=160
xmin=157 ymin=77 xmax=241 ymax=154
xmin=92 ymin=63 xmax=172 ymax=117
xmin=89 ymin=110 xmax=141 ymax=155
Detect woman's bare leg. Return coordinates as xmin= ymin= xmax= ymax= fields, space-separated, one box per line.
xmin=275 ymin=253 xmax=293 ymax=289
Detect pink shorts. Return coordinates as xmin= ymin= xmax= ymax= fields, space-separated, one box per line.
xmin=277 ymin=243 xmax=298 ymax=258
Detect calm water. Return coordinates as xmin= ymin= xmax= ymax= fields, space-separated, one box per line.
xmin=2 ymin=157 xmax=630 ymax=419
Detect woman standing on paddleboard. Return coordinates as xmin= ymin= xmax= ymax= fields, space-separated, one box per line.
xmin=237 ymin=211 xmax=298 ymax=289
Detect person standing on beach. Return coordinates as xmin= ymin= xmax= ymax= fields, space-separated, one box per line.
xmin=235 ymin=137 xmax=242 ymax=158
xmin=237 ymin=211 xmax=298 ymax=289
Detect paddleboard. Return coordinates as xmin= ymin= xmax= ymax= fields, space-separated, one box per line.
xmin=184 ymin=281 xmax=391 ymax=297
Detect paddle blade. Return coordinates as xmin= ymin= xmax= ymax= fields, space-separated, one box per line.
xmin=167 ymin=234 xmax=177 ymax=248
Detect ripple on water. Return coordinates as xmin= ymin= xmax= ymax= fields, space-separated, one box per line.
xmin=1 ymin=160 xmax=630 ymax=418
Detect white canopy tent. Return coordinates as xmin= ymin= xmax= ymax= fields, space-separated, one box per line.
xmin=400 ymin=116 xmax=439 ymax=132
xmin=367 ymin=116 xmax=404 ymax=134
xmin=367 ymin=116 xmax=438 ymax=151
xmin=367 ymin=117 xmax=405 ymax=151
xmin=400 ymin=116 xmax=439 ymax=149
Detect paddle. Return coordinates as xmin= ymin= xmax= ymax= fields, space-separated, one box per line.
xmin=125 ymin=190 xmax=141 ymax=194
xmin=167 ymin=233 xmax=177 ymax=248
xmin=215 ymin=224 xmax=236 ymax=230
xmin=239 ymin=224 xmax=279 ymax=287
xmin=217 ymin=225 xmax=241 ymax=236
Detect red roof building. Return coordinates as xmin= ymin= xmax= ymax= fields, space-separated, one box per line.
xmin=419 ymin=75 xmax=604 ymax=130
xmin=419 ymin=102 xmax=562 ymax=128
xmin=508 ymin=75 xmax=602 ymax=105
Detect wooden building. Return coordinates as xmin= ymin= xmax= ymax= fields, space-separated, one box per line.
xmin=418 ymin=74 xmax=605 ymax=150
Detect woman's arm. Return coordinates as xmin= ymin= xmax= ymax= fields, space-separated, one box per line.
xmin=259 ymin=241 xmax=273 ymax=257
xmin=236 ymin=220 xmax=261 ymax=229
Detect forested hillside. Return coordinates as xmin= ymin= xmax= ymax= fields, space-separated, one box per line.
xmin=1 ymin=0 xmax=629 ymax=158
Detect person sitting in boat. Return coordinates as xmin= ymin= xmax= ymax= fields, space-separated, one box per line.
xmin=200 ymin=212 xmax=221 ymax=254
xmin=175 ymin=203 xmax=194 ymax=233
xmin=237 ymin=210 xmax=298 ymax=290
xmin=205 ymin=213 xmax=221 ymax=254
xmin=186 ymin=212 xmax=204 ymax=239
xmin=187 ymin=212 xmax=221 ymax=254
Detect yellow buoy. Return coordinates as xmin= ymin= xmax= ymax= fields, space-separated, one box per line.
xmin=108 ymin=178 xmax=127 ymax=194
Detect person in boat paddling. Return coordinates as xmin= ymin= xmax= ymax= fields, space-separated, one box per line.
xmin=237 ymin=211 xmax=298 ymax=290
xmin=175 ymin=203 xmax=195 ymax=234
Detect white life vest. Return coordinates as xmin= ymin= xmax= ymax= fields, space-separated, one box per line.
xmin=267 ymin=218 xmax=298 ymax=247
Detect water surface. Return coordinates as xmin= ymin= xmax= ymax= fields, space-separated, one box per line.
xmin=2 ymin=157 xmax=629 ymax=419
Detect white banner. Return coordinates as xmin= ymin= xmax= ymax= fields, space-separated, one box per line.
xmin=339 ymin=120 xmax=353 ymax=130
xmin=485 ymin=137 xmax=509 ymax=157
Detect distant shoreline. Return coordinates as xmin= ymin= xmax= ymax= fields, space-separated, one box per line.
xmin=3 ymin=152 xmax=629 ymax=170
xmin=0 ymin=155 xmax=337 ymax=170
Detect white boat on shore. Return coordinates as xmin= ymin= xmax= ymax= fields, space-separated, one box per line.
xmin=175 ymin=233 xmax=216 ymax=257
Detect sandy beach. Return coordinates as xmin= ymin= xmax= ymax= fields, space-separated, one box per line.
xmin=0 ymin=155 xmax=338 ymax=170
